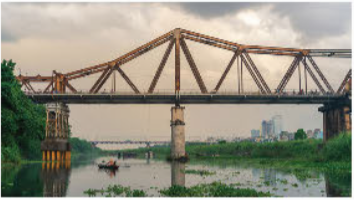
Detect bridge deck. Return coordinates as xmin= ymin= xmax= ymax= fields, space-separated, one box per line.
xmin=26 ymin=93 xmax=349 ymax=105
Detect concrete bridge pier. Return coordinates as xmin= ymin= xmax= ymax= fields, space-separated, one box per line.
xmin=41 ymin=102 xmax=71 ymax=162
xmin=319 ymin=104 xmax=351 ymax=141
xmin=170 ymin=106 xmax=187 ymax=161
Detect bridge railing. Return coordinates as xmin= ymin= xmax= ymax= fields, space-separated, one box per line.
xmin=24 ymin=89 xmax=338 ymax=96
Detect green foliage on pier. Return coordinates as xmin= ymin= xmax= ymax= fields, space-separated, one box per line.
xmin=1 ymin=60 xmax=46 ymax=163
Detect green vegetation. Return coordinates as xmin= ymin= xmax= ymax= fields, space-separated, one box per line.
xmin=183 ymin=169 xmax=216 ymax=176
xmin=295 ymin=129 xmax=307 ymax=140
xmin=84 ymin=184 xmax=146 ymax=197
xmin=70 ymin=137 xmax=102 ymax=159
xmin=1 ymin=60 xmax=46 ymax=163
xmin=1 ymin=59 xmax=103 ymax=163
xmin=159 ymin=182 xmax=271 ymax=197
xmin=322 ymin=133 xmax=351 ymax=162
xmin=124 ymin=132 xmax=351 ymax=163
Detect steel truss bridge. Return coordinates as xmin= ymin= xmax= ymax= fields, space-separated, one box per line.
xmin=16 ymin=28 xmax=351 ymax=105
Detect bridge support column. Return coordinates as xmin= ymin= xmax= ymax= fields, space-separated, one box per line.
xmin=319 ymin=104 xmax=351 ymax=141
xmin=41 ymin=103 xmax=71 ymax=162
xmin=170 ymin=106 xmax=187 ymax=161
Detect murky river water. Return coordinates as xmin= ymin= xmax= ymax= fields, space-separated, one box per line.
xmin=1 ymin=156 xmax=351 ymax=197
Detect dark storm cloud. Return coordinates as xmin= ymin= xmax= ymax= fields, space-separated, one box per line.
xmin=172 ymin=2 xmax=263 ymax=18
xmin=177 ymin=2 xmax=351 ymax=40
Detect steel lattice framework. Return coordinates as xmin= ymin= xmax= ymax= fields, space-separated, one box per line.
xmin=16 ymin=28 xmax=352 ymax=98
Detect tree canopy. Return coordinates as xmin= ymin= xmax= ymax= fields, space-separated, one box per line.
xmin=294 ymin=129 xmax=307 ymax=140
xmin=1 ymin=60 xmax=46 ymax=162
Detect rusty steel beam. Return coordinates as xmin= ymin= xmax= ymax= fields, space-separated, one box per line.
xmin=17 ymin=75 xmax=52 ymax=82
xmin=22 ymin=81 xmax=33 ymax=92
xmin=65 ymin=31 xmax=174 ymax=78
xmin=245 ymin=50 xmax=298 ymax=56
xmin=43 ymin=81 xmax=53 ymax=93
xmin=23 ymin=80 xmax=37 ymax=93
xmin=181 ymin=29 xmax=241 ymax=48
xmin=175 ymin=29 xmax=181 ymax=92
xmin=240 ymin=54 xmax=266 ymax=94
xmin=301 ymin=58 xmax=326 ymax=94
xmin=93 ymin=67 xmax=115 ymax=94
xmin=276 ymin=56 xmax=302 ymax=93
xmin=243 ymin=52 xmax=271 ymax=93
xmin=180 ymin=38 xmax=208 ymax=93
xmin=67 ymin=36 xmax=172 ymax=81
xmin=89 ymin=67 xmax=111 ymax=93
xmin=183 ymin=35 xmax=236 ymax=52
xmin=306 ymin=55 xmax=334 ymax=93
xmin=213 ymin=52 xmax=240 ymax=93
xmin=337 ymin=69 xmax=352 ymax=94
xmin=65 ymin=81 xmax=78 ymax=93
xmin=116 ymin=36 xmax=171 ymax=67
xmin=181 ymin=29 xmax=306 ymax=54
xmin=115 ymin=66 xmax=140 ymax=94
xmin=148 ymin=39 xmax=175 ymax=94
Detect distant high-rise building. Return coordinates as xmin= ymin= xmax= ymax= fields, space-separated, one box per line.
xmin=262 ymin=120 xmax=274 ymax=139
xmin=272 ymin=115 xmax=283 ymax=138
xmin=251 ymin=129 xmax=260 ymax=138
xmin=266 ymin=120 xmax=274 ymax=138
xmin=261 ymin=120 xmax=267 ymax=139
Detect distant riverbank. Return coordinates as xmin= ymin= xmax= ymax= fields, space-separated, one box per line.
xmin=119 ymin=132 xmax=351 ymax=166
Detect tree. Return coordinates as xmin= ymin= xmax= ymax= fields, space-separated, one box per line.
xmin=1 ymin=59 xmax=46 ymax=162
xmin=294 ymin=129 xmax=307 ymax=140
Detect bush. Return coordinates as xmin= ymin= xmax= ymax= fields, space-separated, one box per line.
xmin=322 ymin=132 xmax=351 ymax=162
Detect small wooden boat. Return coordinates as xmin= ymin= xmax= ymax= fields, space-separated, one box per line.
xmin=98 ymin=163 xmax=119 ymax=170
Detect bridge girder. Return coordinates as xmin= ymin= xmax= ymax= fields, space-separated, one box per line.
xmin=16 ymin=28 xmax=351 ymax=97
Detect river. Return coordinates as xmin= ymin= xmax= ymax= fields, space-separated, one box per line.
xmin=1 ymin=156 xmax=351 ymax=197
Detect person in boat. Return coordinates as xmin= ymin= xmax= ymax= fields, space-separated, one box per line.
xmin=107 ymin=159 xmax=114 ymax=166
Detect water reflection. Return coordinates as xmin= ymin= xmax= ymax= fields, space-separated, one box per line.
xmin=41 ymin=161 xmax=71 ymax=197
xmin=1 ymin=157 xmax=351 ymax=197
xmin=171 ymin=161 xmax=185 ymax=187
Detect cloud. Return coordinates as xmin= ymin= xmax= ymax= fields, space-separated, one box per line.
xmin=1 ymin=2 xmax=351 ymax=138
xmin=175 ymin=2 xmax=351 ymax=43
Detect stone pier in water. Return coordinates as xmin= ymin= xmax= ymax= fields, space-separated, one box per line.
xmin=170 ymin=106 xmax=187 ymax=160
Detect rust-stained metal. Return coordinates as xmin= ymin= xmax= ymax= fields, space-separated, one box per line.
xmin=15 ymin=28 xmax=350 ymax=96
xmin=65 ymin=81 xmax=77 ymax=93
xmin=213 ymin=51 xmax=240 ymax=93
xmin=243 ymin=52 xmax=271 ymax=93
xmin=89 ymin=67 xmax=111 ymax=93
xmin=337 ymin=69 xmax=352 ymax=94
xmin=175 ymin=28 xmax=181 ymax=93
xmin=301 ymin=58 xmax=326 ymax=94
xmin=93 ymin=67 xmax=115 ymax=94
xmin=65 ymin=30 xmax=174 ymax=79
xmin=307 ymin=55 xmax=334 ymax=93
xmin=180 ymin=38 xmax=208 ymax=93
xmin=43 ymin=80 xmax=53 ymax=93
xmin=148 ymin=39 xmax=175 ymax=94
xmin=240 ymin=54 xmax=266 ymax=94
xmin=115 ymin=66 xmax=140 ymax=94
xmin=276 ymin=56 xmax=302 ymax=93
xmin=183 ymin=35 xmax=236 ymax=52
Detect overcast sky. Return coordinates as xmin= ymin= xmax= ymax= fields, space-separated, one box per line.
xmin=2 ymin=2 xmax=352 ymax=141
